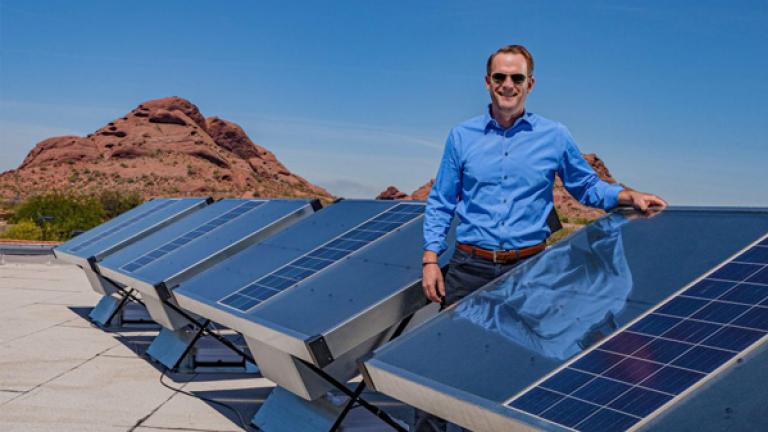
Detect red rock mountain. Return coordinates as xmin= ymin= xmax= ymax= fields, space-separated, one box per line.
xmin=377 ymin=154 xmax=620 ymax=222
xmin=0 ymin=97 xmax=333 ymax=202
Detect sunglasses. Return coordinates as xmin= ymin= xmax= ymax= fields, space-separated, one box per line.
xmin=490 ymin=73 xmax=528 ymax=85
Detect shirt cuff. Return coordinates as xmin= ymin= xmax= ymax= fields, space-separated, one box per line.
xmin=603 ymin=184 xmax=625 ymax=210
xmin=423 ymin=241 xmax=444 ymax=254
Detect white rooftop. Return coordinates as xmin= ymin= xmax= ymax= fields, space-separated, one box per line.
xmin=0 ymin=255 xmax=406 ymax=431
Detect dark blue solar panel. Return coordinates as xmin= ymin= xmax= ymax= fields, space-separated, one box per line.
xmin=119 ymin=200 xmax=265 ymax=273
xmin=703 ymin=326 xmax=764 ymax=351
xmin=572 ymin=378 xmax=631 ymax=405
xmin=682 ymin=279 xmax=736 ymax=299
xmin=747 ymin=267 xmax=768 ymax=284
xmin=640 ymin=366 xmax=704 ymax=395
xmin=710 ymin=262 xmax=762 ymax=281
xmin=735 ymin=246 xmax=768 ymax=264
xmin=732 ymin=307 xmax=768 ymax=330
xmin=662 ymin=320 xmax=721 ymax=344
xmin=608 ymin=387 xmax=672 ymax=417
xmin=509 ymin=387 xmax=562 ymax=415
xmin=218 ymin=203 xmax=423 ymax=312
xmin=629 ymin=314 xmax=681 ymax=336
xmin=70 ymin=200 xmax=178 ymax=252
xmin=719 ymin=283 xmax=768 ymax=304
xmin=540 ymin=368 xmax=593 ymax=394
xmin=671 ymin=346 xmax=734 ymax=373
xmin=691 ymin=301 xmax=750 ymax=324
xmin=308 ymin=247 xmax=350 ymax=261
xmin=600 ymin=332 xmax=653 ymax=355
xmin=656 ymin=297 xmax=708 ymax=318
xmin=603 ymin=357 xmax=663 ymax=384
xmin=507 ymin=235 xmax=768 ymax=432
xmin=632 ymin=338 xmax=692 ymax=363
xmin=572 ymin=350 xmax=624 ymax=374
xmin=577 ymin=408 xmax=639 ymax=432
xmin=541 ymin=397 xmax=599 ymax=427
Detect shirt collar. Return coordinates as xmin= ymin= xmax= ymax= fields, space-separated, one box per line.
xmin=483 ymin=105 xmax=533 ymax=133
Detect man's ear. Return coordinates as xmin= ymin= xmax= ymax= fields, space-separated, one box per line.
xmin=484 ymin=74 xmax=492 ymax=91
xmin=528 ymin=76 xmax=536 ymax=92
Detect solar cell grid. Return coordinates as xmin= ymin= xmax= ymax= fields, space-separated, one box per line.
xmin=119 ymin=200 xmax=264 ymax=273
xmin=70 ymin=200 xmax=178 ymax=252
xmin=507 ymin=238 xmax=768 ymax=431
xmin=218 ymin=203 xmax=424 ymax=312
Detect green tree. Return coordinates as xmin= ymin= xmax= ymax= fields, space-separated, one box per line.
xmin=11 ymin=192 xmax=106 ymax=241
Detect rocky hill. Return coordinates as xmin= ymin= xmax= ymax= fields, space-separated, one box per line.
xmin=0 ymin=97 xmax=333 ymax=203
xmin=377 ymin=154 xmax=621 ymax=222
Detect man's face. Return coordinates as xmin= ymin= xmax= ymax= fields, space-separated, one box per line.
xmin=485 ymin=53 xmax=535 ymax=116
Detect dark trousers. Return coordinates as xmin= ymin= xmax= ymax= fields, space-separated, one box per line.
xmin=415 ymin=247 xmax=534 ymax=432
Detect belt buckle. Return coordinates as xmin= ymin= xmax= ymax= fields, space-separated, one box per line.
xmin=492 ymin=250 xmax=499 ymax=264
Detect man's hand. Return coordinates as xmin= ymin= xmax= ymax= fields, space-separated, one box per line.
xmin=422 ymin=251 xmax=444 ymax=303
xmin=618 ymin=189 xmax=668 ymax=213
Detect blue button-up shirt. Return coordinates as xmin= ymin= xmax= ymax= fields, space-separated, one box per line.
xmin=424 ymin=109 xmax=624 ymax=254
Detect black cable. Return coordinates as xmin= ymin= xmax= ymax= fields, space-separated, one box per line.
xmin=158 ymin=366 xmax=253 ymax=431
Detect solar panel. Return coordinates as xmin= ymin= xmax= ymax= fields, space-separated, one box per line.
xmin=218 ymin=202 xmax=423 ymax=312
xmin=54 ymin=198 xmax=210 ymax=267
xmin=70 ymin=200 xmax=179 ymax=252
xmin=173 ymin=199 xmax=455 ymax=400
xmin=119 ymin=200 xmax=265 ymax=273
xmin=507 ymin=239 xmax=768 ymax=431
xmin=362 ymin=208 xmax=768 ymax=432
xmin=96 ymin=199 xmax=317 ymax=318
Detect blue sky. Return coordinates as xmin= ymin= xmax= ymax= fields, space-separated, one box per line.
xmin=1 ymin=1 xmax=766 ymax=204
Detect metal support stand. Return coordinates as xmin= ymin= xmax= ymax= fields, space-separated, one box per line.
xmin=90 ymin=285 xmax=152 ymax=328
xmin=295 ymin=315 xmax=415 ymax=432
xmin=145 ymin=299 xmax=258 ymax=372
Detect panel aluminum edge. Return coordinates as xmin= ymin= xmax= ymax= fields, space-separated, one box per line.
xmin=363 ymin=359 xmax=555 ymax=432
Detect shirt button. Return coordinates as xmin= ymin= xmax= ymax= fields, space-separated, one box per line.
xmin=503 ymin=199 xmax=507 ymax=203
xmin=503 ymin=175 xmax=508 ymax=180
xmin=504 ymin=152 xmax=508 ymax=156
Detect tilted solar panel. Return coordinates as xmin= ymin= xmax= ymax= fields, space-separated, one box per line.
xmin=96 ymin=198 xmax=317 ymax=332
xmin=174 ymin=199 xmax=456 ymax=400
xmin=508 ymin=236 xmax=768 ymax=431
xmin=219 ymin=203 xmax=423 ymax=312
xmin=362 ymin=208 xmax=768 ymax=432
xmin=54 ymin=197 xmax=210 ymax=268
xmin=120 ymin=200 xmax=266 ymax=273
xmin=71 ymin=200 xmax=179 ymax=252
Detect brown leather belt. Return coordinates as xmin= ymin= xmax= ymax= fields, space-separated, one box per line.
xmin=456 ymin=242 xmax=546 ymax=264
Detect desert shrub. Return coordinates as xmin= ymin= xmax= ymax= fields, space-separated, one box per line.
xmin=98 ymin=190 xmax=142 ymax=220
xmin=2 ymin=219 xmax=43 ymax=240
xmin=10 ymin=192 xmax=105 ymax=241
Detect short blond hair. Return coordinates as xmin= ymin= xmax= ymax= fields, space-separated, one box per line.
xmin=486 ymin=45 xmax=534 ymax=76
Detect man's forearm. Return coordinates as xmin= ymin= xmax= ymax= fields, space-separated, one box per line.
xmin=422 ymin=250 xmax=439 ymax=264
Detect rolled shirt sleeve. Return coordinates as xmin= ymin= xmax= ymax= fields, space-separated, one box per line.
xmin=557 ymin=126 xmax=624 ymax=210
xmin=423 ymin=131 xmax=461 ymax=254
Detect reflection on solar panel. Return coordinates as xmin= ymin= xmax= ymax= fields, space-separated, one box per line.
xmin=507 ymin=239 xmax=768 ymax=432
xmin=120 ymin=200 xmax=265 ymax=273
xmin=70 ymin=200 xmax=179 ymax=253
xmin=218 ymin=202 xmax=423 ymax=312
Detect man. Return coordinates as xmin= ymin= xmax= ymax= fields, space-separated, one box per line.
xmin=416 ymin=43 xmax=666 ymax=432
xmin=423 ymin=44 xmax=666 ymax=310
